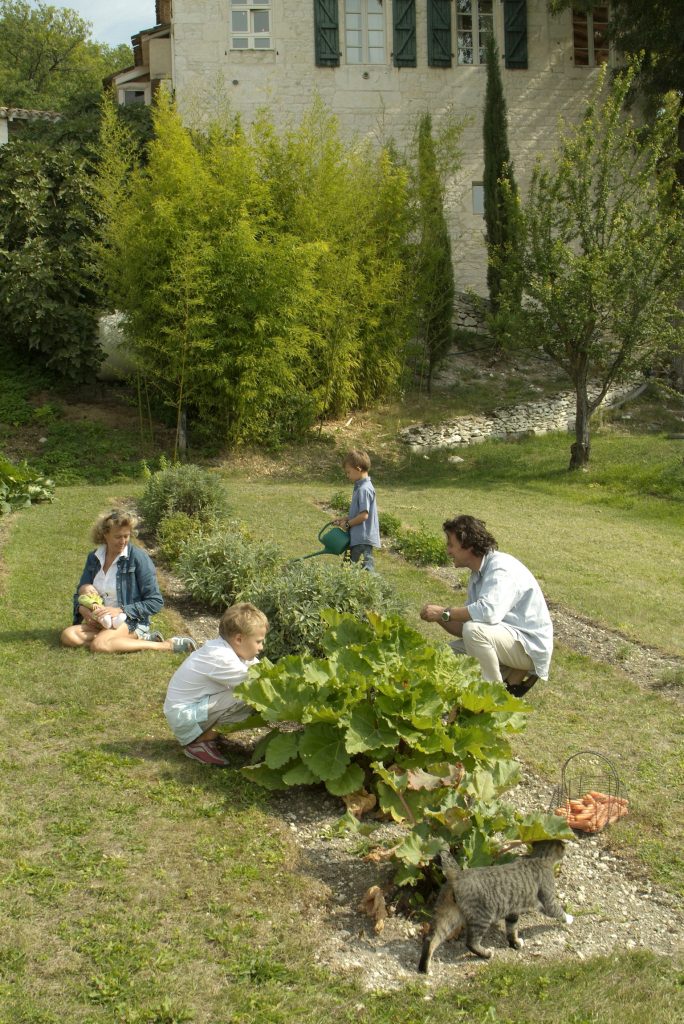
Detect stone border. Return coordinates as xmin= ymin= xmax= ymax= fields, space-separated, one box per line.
xmin=401 ymin=381 xmax=647 ymax=451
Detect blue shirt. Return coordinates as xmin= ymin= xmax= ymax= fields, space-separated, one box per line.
xmin=465 ymin=550 xmax=553 ymax=679
xmin=349 ymin=476 xmax=380 ymax=549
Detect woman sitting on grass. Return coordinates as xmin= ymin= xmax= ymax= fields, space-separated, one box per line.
xmin=60 ymin=508 xmax=196 ymax=655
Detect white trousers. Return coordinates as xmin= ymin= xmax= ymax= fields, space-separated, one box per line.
xmin=449 ymin=621 xmax=534 ymax=683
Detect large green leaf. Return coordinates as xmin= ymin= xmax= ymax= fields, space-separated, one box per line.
xmin=281 ymin=761 xmax=317 ymax=786
xmin=264 ymin=731 xmax=300 ymax=769
xmin=325 ymin=762 xmax=365 ymax=796
xmin=241 ymin=763 xmax=288 ymax=790
xmin=516 ymin=812 xmax=575 ymax=844
xmin=393 ymin=827 xmax=446 ymax=867
xmin=343 ymin=705 xmax=398 ymax=755
xmin=298 ymin=723 xmax=350 ymax=781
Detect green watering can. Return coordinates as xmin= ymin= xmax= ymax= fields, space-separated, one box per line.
xmin=294 ymin=521 xmax=350 ymax=562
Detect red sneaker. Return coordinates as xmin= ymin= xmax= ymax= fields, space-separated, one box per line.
xmin=183 ymin=740 xmax=229 ymax=766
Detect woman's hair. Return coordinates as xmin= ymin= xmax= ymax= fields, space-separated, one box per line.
xmin=219 ymin=602 xmax=269 ymax=641
xmin=442 ymin=515 xmax=498 ymax=557
xmin=91 ymin=509 xmax=139 ymax=545
xmin=343 ymin=449 xmax=371 ymax=472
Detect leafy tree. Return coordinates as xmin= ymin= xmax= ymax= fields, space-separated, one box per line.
xmin=413 ymin=112 xmax=456 ymax=393
xmin=0 ymin=141 xmax=102 ymax=380
xmin=0 ymin=1 xmax=130 ymax=111
xmin=252 ymin=98 xmax=414 ymax=416
xmin=97 ymin=94 xmax=414 ymax=447
xmin=494 ymin=63 xmax=683 ymax=470
xmin=482 ymin=30 xmax=521 ymax=315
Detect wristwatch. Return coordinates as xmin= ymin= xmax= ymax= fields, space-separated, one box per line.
xmin=440 ymin=608 xmax=451 ymax=622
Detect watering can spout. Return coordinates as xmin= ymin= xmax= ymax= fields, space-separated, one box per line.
xmin=290 ymin=522 xmax=350 ymax=563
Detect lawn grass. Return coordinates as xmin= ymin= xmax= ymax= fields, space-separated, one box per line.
xmin=2 ymin=416 xmax=683 ymax=1022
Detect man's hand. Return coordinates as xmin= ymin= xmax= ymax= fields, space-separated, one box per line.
xmin=420 ymin=604 xmax=445 ymax=622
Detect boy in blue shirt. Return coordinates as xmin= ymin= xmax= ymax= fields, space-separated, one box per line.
xmin=334 ymin=449 xmax=380 ymax=571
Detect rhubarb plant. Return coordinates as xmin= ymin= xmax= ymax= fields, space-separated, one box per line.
xmin=235 ymin=611 xmax=572 ymax=883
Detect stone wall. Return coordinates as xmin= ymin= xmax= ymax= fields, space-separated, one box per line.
xmin=401 ymin=381 xmax=648 ymax=451
xmin=171 ymin=0 xmax=604 ymax=293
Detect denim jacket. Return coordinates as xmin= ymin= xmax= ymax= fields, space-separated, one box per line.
xmin=72 ymin=545 xmax=164 ymax=631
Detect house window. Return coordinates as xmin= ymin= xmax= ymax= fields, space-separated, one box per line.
xmin=345 ymin=0 xmax=386 ymax=65
xmin=123 ymin=90 xmax=147 ymax=105
xmin=457 ymin=0 xmax=493 ymax=65
xmin=231 ymin=0 xmax=272 ymax=49
xmin=572 ymin=6 xmax=609 ymax=67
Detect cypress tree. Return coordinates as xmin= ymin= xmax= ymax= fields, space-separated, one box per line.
xmin=415 ymin=112 xmax=455 ymax=393
xmin=483 ymin=30 xmax=521 ymax=313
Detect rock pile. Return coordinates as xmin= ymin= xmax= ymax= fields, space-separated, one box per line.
xmin=401 ymin=381 xmax=646 ymax=452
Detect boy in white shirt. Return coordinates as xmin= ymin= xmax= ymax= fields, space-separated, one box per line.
xmin=164 ymin=602 xmax=268 ymax=766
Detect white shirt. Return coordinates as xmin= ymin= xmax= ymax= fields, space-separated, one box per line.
xmin=92 ymin=544 xmax=129 ymax=606
xmin=466 ymin=550 xmax=554 ymax=679
xmin=165 ymin=637 xmax=258 ymax=705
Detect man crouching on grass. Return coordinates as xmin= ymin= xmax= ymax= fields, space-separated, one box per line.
xmin=164 ymin=603 xmax=268 ymax=766
xmin=420 ymin=515 xmax=552 ymax=697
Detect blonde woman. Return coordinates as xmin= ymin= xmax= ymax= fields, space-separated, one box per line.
xmin=60 ymin=508 xmax=196 ymax=655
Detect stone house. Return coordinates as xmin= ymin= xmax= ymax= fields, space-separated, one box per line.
xmin=113 ymin=1 xmax=612 ymax=293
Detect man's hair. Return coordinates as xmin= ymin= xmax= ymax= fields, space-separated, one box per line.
xmin=91 ymin=508 xmax=139 ymax=544
xmin=219 ymin=602 xmax=269 ymax=640
xmin=343 ymin=449 xmax=371 ymax=472
xmin=442 ymin=515 xmax=498 ymax=557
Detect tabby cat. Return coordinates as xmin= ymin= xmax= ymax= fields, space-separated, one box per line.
xmin=418 ymin=840 xmax=573 ymax=973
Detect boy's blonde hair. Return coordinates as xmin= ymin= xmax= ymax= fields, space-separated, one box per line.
xmin=219 ymin=602 xmax=269 ymax=640
xmin=343 ymin=449 xmax=371 ymax=472
xmin=91 ymin=508 xmax=139 ymax=544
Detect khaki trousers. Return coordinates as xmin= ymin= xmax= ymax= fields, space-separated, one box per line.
xmin=449 ymin=620 xmax=534 ymax=683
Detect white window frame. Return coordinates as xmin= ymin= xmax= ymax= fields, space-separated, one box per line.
xmin=572 ymin=5 xmax=610 ymax=68
xmin=117 ymin=83 xmax=152 ymax=106
xmin=456 ymin=0 xmax=494 ymax=67
xmin=230 ymin=0 xmax=273 ymax=51
xmin=343 ymin=0 xmax=387 ymax=66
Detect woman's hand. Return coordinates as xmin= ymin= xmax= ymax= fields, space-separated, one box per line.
xmin=92 ymin=604 xmax=122 ymax=621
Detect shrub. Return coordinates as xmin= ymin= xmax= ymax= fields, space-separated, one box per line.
xmin=328 ymin=491 xmax=349 ymax=515
xmin=378 ymin=511 xmax=402 ymax=539
xmin=249 ymin=559 xmax=402 ymax=661
xmin=176 ymin=526 xmax=283 ymax=609
xmin=395 ymin=525 xmax=449 ymax=566
xmin=0 ymin=455 xmax=54 ymax=514
xmin=138 ymin=461 xmax=230 ymax=535
xmin=156 ymin=511 xmax=203 ymax=566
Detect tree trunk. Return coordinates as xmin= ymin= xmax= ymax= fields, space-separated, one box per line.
xmin=569 ymin=383 xmax=591 ymax=470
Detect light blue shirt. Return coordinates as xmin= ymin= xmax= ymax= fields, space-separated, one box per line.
xmin=465 ymin=550 xmax=553 ymax=679
xmin=349 ymin=476 xmax=380 ymax=548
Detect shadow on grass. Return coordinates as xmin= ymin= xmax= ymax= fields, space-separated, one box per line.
xmin=0 ymin=628 xmax=62 ymax=645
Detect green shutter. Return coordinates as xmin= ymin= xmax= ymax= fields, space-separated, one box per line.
xmin=427 ymin=0 xmax=452 ymax=68
xmin=314 ymin=0 xmax=340 ymax=67
xmin=503 ymin=0 xmax=528 ymax=69
xmin=393 ymin=0 xmax=417 ymax=68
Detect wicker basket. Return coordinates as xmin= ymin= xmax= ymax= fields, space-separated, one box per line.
xmin=550 ymin=750 xmax=629 ymax=833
